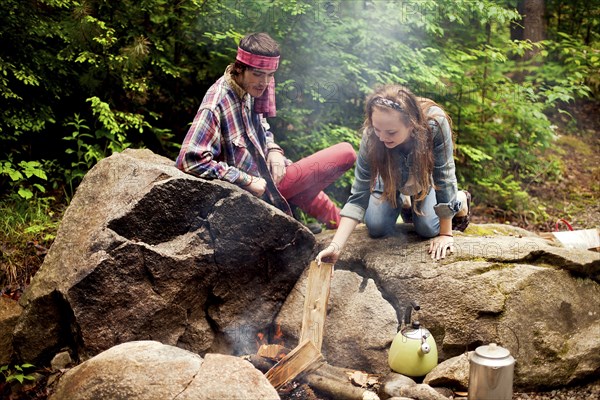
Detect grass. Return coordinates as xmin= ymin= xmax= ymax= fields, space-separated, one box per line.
xmin=0 ymin=196 xmax=63 ymax=294
xmin=556 ymin=135 xmax=594 ymax=156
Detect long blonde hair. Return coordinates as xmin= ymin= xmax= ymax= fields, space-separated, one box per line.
xmin=363 ymin=85 xmax=452 ymax=211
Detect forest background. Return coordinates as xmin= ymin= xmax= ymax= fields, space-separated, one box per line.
xmin=1 ymin=0 xmax=598 ymax=293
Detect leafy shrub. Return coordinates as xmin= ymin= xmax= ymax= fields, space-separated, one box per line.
xmin=0 ymin=0 xmax=597 ymax=223
xmin=0 ymin=363 xmax=36 ymax=385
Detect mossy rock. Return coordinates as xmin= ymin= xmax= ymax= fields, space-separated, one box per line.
xmin=463 ymin=223 xmax=538 ymax=238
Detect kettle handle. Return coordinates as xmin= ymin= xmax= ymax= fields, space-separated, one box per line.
xmin=404 ymin=301 xmax=420 ymax=325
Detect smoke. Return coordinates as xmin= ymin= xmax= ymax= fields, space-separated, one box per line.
xmin=203 ymin=1 xmax=501 ymax=128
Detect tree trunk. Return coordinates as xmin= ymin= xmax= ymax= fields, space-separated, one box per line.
xmin=523 ymin=0 xmax=546 ymax=43
xmin=511 ymin=0 xmax=547 ymax=59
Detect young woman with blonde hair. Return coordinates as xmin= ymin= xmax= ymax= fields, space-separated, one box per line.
xmin=317 ymin=84 xmax=470 ymax=262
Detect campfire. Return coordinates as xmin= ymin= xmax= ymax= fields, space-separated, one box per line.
xmin=243 ymin=261 xmax=382 ymax=400
xmin=256 ymin=322 xmax=285 ymax=350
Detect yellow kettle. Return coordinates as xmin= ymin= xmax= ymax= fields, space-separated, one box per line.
xmin=388 ymin=302 xmax=438 ymax=377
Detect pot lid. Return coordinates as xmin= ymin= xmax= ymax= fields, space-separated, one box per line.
xmin=475 ymin=343 xmax=511 ymax=359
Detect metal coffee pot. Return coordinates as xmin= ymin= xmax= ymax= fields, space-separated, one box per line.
xmin=388 ymin=301 xmax=438 ymax=377
xmin=468 ymin=343 xmax=515 ymax=400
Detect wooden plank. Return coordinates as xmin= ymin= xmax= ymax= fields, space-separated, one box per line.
xmin=552 ymin=228 xmax=599 ymax=250
xmin=299 ymin=261 xmax=333 ymax=352
xmin=265 ymin=339 xmax=324 ymax=389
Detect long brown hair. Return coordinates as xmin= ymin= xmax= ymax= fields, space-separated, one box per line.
xmin=363 ymin=85 xmax=451 ymax=211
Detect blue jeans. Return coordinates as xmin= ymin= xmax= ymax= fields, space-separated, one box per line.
xmin=364 ymin=186 xmax=440 ymax=239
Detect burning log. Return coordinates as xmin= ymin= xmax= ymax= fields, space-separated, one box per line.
xmin=265 ymin=339 xmax=324 ymax=389
xmin=244 ymin=342 xmax=291 ymax=373
xmin=255 ymin=261 xmax=344 ymax=393
xmin=299 ymin=261 xmax=334 ymax=351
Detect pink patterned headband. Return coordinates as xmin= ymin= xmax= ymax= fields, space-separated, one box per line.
xmin=236 ymin=47 xmax=280 ymax=70
xmin=235 ymin=47 xmax=279 ymax=117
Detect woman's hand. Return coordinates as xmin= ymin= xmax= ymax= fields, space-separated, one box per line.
xmin=429 ymin=235 xmax=454 ymax=261
xmin=246 ymin=176 xmax=267 ymax=197
xmin=315 ymin=217 xmax=358 ymax=275
xmin=316 ymin=242 xmax=341 ymax=266
xmin=267 ymin=150 xmax=286 ymax=184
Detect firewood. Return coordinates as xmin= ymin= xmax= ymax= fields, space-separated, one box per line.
xmin=265 ymin=339 xmax=324 ymax=389
xmin=305 ymin=363 xmax=381 ymax=400
xmin=242 ymin=354 xmax=276 ymax=373
xmin=257 ymin=344 xmax=289 ymax=360
xmin=299 ymin=261 xmax=334 ymax=351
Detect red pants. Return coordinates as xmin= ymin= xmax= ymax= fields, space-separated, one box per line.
xmin=277 ymin=142 xmax=357 ymax=229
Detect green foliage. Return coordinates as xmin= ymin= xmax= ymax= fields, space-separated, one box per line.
xmin=413 ymin=0 xmax=596 ymax=213
xmin=0 ymin=0 xmax=597 ymax=222
xmin=0 ymin=196 xmax=60 ymax=288
xmin=63 ymin=114 xmax=99 ymax=191
xmin=536 ymin=33 xmax=599 ymax=97
xmin=0 ymin=363 xmax=36 ymax=385
xmin=62 ymin=100 xmax=144 ymax=191
xmin=0 ymin=159 xmax=48 ymax=200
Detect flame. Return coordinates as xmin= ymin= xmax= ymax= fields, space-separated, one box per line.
xmin=255 ymin=323 xmax=287 ymax=358
xmin=256 ymin=331 xmax=268 ymax=349
xmin=273 ymin=323 xmax=284 ymax=345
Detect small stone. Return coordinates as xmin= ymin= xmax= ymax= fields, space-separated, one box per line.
xmin=362 ymin=391 xmax=380 ymax=400
xmin=50 ymin=351 xmax=73 ymax=371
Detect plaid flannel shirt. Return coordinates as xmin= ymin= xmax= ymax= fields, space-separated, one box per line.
xmin=176 ymin=68 xmax=291 ymax=215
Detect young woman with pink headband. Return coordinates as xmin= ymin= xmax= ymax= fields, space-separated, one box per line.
xmin=176 ymin=33 xmax=356 ymax=232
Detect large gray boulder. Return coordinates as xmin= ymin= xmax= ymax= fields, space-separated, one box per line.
xmin=50 ymin=340 xmax=279 ymax=400
xmin=12 ymin=149 xmax=315 ymax=364
xmin=276 ymin=224 xmax=599 ymax=389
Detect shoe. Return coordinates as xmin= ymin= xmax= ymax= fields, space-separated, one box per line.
xmin=291 ymin=204 xmax=324 ymax=234
xmin=305 ymin=222 xmax=323 ymax=234
xmin=452 ymin=190 xmax=471 ymax=232
xmin=400 ymin=207 xmax=413 ymax=224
